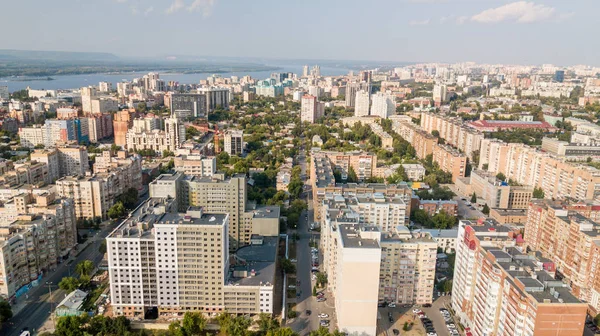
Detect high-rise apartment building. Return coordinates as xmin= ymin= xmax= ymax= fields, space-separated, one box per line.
xmin=56 ymin=154 xmax=141 ymax=219
xmin=0 ymin=193 xmax=76 ymax=299
xmin=370 ymin=92 xmax=395 ymax=119
xmin=452 ymin=220 xmax=587 ymax=336
xmin=320 ymin=198 xmax=437 ymax=335
xmin=107 ymin=198 xmax=277 ymax=317
xmin=432 ymin=84 xmax=447 ymax=103
xmin=420 ymin=112 xmax=484 ymax=160
xmin=300 ymin=95 xmax=325 ymax=123
xmin=524 ymin=200 xmax=600 ymax=314
xmin=30 ymin=146 xmax=89 ymax=181
xmin=224 ymin=130 xmax=244 ymax=155
xmin=169 ymin=93 xmax=207 ymax=119
xmin=479 ymin=139 xmax=600 ymax=200
xmin=113 ymin=110 xmax=134 ymax=147
xmin=354 ymin=90 xmax=370 ymax=117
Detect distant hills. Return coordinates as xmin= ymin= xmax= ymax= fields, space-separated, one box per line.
xmin=0 ymin=49 xmax=119 ymax=62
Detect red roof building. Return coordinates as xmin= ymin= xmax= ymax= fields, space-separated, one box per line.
xmin=467 ymin=119 xmax=558 ymax=132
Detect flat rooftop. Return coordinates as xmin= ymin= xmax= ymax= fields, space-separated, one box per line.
xmin=158 ymin=213 xmax=228 ymax=226
xmin=339 ymin=224 xmax=380 ymax=249
xmin=229 ymin=236 xmax=278 ymax=286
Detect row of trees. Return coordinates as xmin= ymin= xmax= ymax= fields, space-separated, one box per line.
xmin=43 ymin=312 xmax=345 ymax=336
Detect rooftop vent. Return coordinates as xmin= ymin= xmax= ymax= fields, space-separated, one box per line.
xmin=209 ymin=216 xmax=216 ymax=222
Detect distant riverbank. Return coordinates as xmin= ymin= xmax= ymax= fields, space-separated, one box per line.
xmin=0 ymin=65 xmax=351 ymax=91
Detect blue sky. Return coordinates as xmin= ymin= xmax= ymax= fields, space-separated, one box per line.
xmin=0 ymin=0 xmax=596 ymax=66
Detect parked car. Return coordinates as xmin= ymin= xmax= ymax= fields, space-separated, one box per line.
xmin=317 ymin=298 xmax=326 ymax=302
xmin=389 ymin=317 xmax=394 ymax=323
xmin=378 ymin=302 xmax=387 ymax=308
xmin=413 ymin=309 xmax=422 ymax=314
xmin=388 ymin=303 xmax=396 ymax=308
xmin=393 ymin=329 xmax=400 ymax=335
xmin=318 ymin=313 xmax=329 ymax=318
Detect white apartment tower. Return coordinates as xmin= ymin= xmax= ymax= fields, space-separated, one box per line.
xmin=224 ymin=130 xmax=244 ymax=156
xmin=354 ymin=90 xmax=371 ymax=117
xmin=370 ymin=92 xmax=395 ymax=119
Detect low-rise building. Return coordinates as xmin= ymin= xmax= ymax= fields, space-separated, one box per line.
xmin=401 ymin=164 xmax=426 ymax=181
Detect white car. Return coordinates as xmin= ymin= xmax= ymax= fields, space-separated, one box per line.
xmin=447 ymin=324 xmax=456 ymax=329
xmin=427 ymin=333 xmax=437 ymax=336
xmin=290 ymin=259 xmax=297 ymax=263
xmin=318 ymin=313 xmax=329 ymax=318
xmin=388 ymin=303 xmax=396 ymax=308
xmin=412 ymin=309 xmax=422 ymax=314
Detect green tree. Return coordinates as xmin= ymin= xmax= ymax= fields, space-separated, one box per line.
xmin=431 ymin=210 xmax=457 ymax=229
xmin=99 ymin=240 xmax=107 ymax=254
xmin=281 ymin=258 xmax=296 ymax=274
xmin=411 ymin=209 xmax=431 ymax=227
xmin=180 ymin=312 xmax=207 ymax=335
xmin=55 ymin=315 xmax=87 ymax=336
xmin=316 ymin=272 xmax=328 ymax=288
xmin=471 ymin=192 xmax=477 ymax=203
xmin=347 ymin=166 xmax=358 ymax=182
xmin=533 ymin=187 xmax=545 ymax=199
xmin=496 ymin=172 xmax=506 ymax=181
xmin=58 ymin=277 xmax=80 ymax=293
xmin=108 ymin=201 xmax=126 ymax=219
xmin=266 ymin=327 xmax=299 ymax=336
xmin=76 ymin=260 xmax=94 ymax=277
xmin=313 ymin=286 xmax=317 ymax=296
xmin=163 ymin=150 xmax=175 ymax=157
xmin=0 ymin=299 xmax=12 ymax=328
xmin=257 ymin=313 xmax=280 ymax=334
xmin=482 ymin=204 xmax=490 ymax=215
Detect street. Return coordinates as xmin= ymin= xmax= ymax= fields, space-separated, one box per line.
xmin=288 ymin=151 xmax=337 ymax=335
xmin=3 ymin=193 xmax=149 ymax=336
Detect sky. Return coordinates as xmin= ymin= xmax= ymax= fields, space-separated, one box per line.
xmin=0 ymin=0 xmax=596 ymax=66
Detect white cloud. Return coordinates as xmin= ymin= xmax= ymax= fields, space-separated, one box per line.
xmin=456 ymin=16 xmax=469 ymax=24
xmin=471 ymin=1 xmax=570 ymax=24
xmin=187 ymin=0 xmax=215 ymax=17
xmin=144 ymin=6 xmax=154 ymax=16
xmin=130 ymin=5 xmax=139 ymax=15
xmin=166 ymin=0 xmax=185 ymax=14
xmin=409 ymin=19 xmax=430 ymax=26
xmin=115 ymin=0 xmax=127 ymax=3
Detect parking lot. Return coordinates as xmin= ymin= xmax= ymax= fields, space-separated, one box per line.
xmin=376 ymin=296 xmax=462 ymax=336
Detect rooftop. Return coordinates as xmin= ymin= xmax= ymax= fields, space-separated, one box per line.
xmin=338 ymin=224 xmax=380 ymax=249
xmin=229 ymin=236 xmax=278 ymax=287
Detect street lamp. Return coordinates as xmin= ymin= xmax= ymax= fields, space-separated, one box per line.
xmin=46 ymin=282 xmax=56 ymax=329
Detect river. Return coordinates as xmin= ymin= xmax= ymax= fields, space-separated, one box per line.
xmin=0 ymin=64 xmax=352 ymax=92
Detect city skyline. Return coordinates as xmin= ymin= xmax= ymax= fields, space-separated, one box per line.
xmin=1 ymin=0 xmax=597 ymax=66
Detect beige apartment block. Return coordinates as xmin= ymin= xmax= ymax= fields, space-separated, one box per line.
xmin=469 ymin=170 xmax=533 ymax=209
xmin=479 ymin=139 xmax=600 ymax=200
xmin=107 ymin=198 xmax=276 ymax=318
xmin=321 ymin=197 xmax=437 ymax=335
xmin=0 ymin=194 xmax=76 ymax=299
xmin=56 ymin=154 xmax=141 ymax=220
xmin=420 ymin=112 xmax=484 ymax=160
